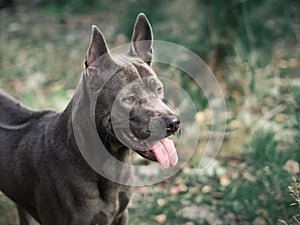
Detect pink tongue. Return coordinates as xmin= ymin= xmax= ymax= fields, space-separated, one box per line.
xmin=152 ymin=138 xmax=178 ymax=168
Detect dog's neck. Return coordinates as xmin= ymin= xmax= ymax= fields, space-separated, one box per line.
xmin=55 ymin=99 xmax=130 ymax=162
xmin=51 ymin=101 xmax=131 ymax=200
xmin=53 ymin=99 xmax=130 ymax=183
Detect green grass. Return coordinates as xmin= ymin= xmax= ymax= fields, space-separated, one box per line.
xmin=0 ymin=194 xmax=17 ymax=225
xmin=129 ymin=129 xmax=299 ymax=225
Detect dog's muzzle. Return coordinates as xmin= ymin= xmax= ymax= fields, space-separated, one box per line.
xmin=161 ymin=114 xmax=181 ymax=136
xmin=147 ymin=114 xmax=180 ymax=140
xmin=114 ymin=112 xmax=181 ymax=168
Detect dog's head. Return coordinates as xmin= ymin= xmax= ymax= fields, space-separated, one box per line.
xmin=83 ymin=13 xmax=180 ymax=168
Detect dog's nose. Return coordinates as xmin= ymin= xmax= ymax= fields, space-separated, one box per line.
xmin=163 ymin=114 xmax=180 ymax=136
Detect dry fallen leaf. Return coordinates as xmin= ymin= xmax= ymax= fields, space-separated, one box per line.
xmin=284 ymin=160 xmax=299 ymax=174
xmin=253 ymin=217 xmax=267 ymax=225
xmin=189 ymin=187 xmax=199 ymax=194
xmin=154 ymin=214 xmax=167 ymax=224
xmin=170 ymin=183 xmax=187 ymax=195
xmin=184 ymin=222 xmax=195 ymax=225
xmin=229 ymin=120 xmax=242 ymax=129
xmin=220 ymin=175 xmax=231 ymax=186
xmin=202 ymin=185 xmax=212 ymax=193
xmin=157 ymin=198 xmax=166 ymax=206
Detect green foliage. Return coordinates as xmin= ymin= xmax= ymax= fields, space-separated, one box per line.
xmin=16 ymin=0 xmax=113 ymax=14
xmin=202 ymin=129 xmax=298 ymax=224
xmin=249 ymin=131 xmax=282 ymax=164
xmin=292 ymin=86 xmax=300 ymax=133
xmin=291 ymin=178 xmax=300 ymax=224
xmin=131 ymin=129 xmax=299 ymax=224
xmin=0 ymin=195 xmax=17 ymax=225
xmin=242 ymin=130 xmax=297 ymax=223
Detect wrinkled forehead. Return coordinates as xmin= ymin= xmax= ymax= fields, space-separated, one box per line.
xmin=114 ymin=55 xmax=159 ymax=82
xmin=108 ymin=56 xmax=163 ymax=94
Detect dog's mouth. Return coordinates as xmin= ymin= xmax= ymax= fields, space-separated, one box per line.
xmin=116 ymin=130 xmax=178 ymax=168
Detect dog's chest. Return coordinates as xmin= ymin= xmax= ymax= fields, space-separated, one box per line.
xmin=89 ymin=187 xmax=131 ymax=224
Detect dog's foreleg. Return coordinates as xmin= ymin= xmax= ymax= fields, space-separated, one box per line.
xmin=112 ymin=209 xmax=128 ymax=225
xmin=17 ymin=205 xmax=32 ymax=225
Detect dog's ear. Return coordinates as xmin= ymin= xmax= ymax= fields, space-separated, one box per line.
xmin=130 ymin=13 xmax=153 ymax=65
xmin=85 ymin=25 xmax=112 ymax=69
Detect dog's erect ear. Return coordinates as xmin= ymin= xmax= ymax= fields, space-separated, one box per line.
xmin=130 ymin=13 xmax=153 ymax=65
xmin=85 ymin=25 xmax=112 ymax=68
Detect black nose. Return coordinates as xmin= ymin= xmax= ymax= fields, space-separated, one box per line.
xmin=163 ymin=114 xmax=180 ymax=136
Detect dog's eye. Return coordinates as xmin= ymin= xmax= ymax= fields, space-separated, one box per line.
xmin=149 ymin=78 xmax=158 ymax=90
xmin=123 ymin=96 xmax=137 ymax=104
xmin=157 ymin=87 xmax=163 ymax=93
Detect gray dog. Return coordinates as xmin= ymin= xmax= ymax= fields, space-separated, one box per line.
xmin=0 ymin=13 xmax=180 ymax=225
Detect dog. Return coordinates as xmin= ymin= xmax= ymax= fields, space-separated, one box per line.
xmin=0 ymin=13 xmax=180 ymax=225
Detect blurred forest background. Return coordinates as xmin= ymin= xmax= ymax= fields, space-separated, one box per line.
xmin=0 ymin=0 xmax=299 ymax=224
